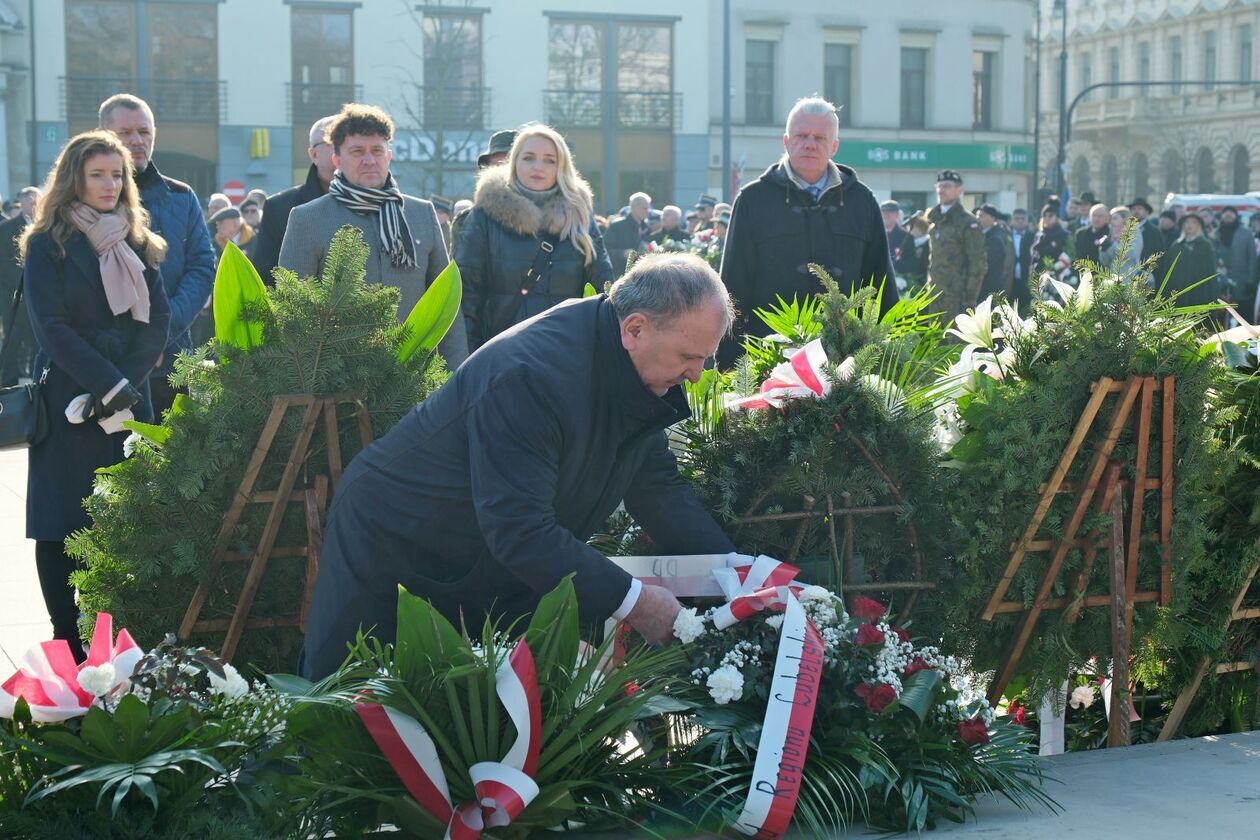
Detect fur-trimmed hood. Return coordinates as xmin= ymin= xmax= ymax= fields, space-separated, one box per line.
xmin=472 ymin=164 xmax=594 ymax=237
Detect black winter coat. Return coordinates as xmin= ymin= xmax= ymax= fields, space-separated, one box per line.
xmin=1158 ymin=235 xmax=1219 ymax=306
xmin=250 ymin=164 xmax=326 ymax=283
xmin=24 ymin=231 xmax=171 ymax=540
xmin=454 ymin=166 xmax=615 ymax=352
xmin=1030 ymin=224 xmax=1069 ymax=271
xmin=719 ymin=161 xmax=897 ymax=365
xmin=301 ymin=295 xmax=735 ymax=679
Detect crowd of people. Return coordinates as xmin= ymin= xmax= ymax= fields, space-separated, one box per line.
xmin=6 ymin=89 xmax=1249 ymax=666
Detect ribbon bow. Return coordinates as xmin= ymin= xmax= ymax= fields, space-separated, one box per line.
xmin=726 ymin=338 xmax=855 ymax=411
xmin=711 ymin=556 xmax=826 ymax=840
xmin=0 ymin=613 xmax=142 ymax=723
xmin=356 ymin=638 xmax=543 ymax=839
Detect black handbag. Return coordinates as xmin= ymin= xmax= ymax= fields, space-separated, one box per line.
xmin=0 ymin=284 xmax=48 ymax=450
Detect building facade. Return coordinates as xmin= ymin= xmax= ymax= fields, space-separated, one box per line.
xmin=1039 ymin=0 xmax=1260 ymax=210
xmin=17 ymin=0 xmax=1034 ymax=213
xmin=714 ymin=0 xmax=1038 ymax=213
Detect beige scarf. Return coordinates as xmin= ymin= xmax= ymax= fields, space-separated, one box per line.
xmin=68 ymin=203 xmax=150 ymax=323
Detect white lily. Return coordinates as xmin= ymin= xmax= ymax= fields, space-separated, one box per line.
xmin=1049 ymin=268 xmax=1097 ymax=310
xmin=995 ymin=302 xmax=1034 ymax=342
xmin=946 ymin=296 xmax=1003 ymax=349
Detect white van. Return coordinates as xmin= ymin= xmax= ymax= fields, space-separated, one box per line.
xmin=1164 ymin=193 xmax=1260 ymax=223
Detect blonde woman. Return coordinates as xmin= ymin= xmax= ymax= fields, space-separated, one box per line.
xmin=21 ymin=130 xmax=170 ymax=660
xmin=453 ymin=123 xmax=614 ymax=351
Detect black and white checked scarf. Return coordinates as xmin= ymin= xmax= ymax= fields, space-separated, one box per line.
xmin=328 ymin=172 xmax=417 ymax=269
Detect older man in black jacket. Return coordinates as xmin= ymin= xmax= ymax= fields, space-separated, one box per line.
xmin=301 ymin=253 xmax=737 ymax=679
xmin=250 ymin=116 xmax=336 ymax=282
xmin=719 ymin=96 xmax=896 ymax=366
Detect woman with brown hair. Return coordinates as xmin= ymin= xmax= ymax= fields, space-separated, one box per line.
xmin=21 ymin=130 xmax=170 ymax=660
xmin=454 ymin=122 xmax=614 ymax=352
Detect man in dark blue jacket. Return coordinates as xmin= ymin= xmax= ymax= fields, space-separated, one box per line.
xmin=301 ymin=253 xmax=738 ymax=679
xmin=100 ymin=94 xmax=215 ymax=415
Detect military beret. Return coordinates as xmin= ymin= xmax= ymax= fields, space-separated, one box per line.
xmin=976 ymin=203 xmax=1001 ymax=220
xmin=936 ymin=169 xmax=963 ymax=184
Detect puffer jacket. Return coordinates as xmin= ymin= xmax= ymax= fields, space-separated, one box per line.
xmin=454 ymin=165 xmax=614 ymax=351
xmin=135 ymin=163 xmax=214 ymax=355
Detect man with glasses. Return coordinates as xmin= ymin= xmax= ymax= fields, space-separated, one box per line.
xmin=251 ymin=115 xmax=337 ymax=282
xmin=278 ymin=103 xmax=467 ymax=367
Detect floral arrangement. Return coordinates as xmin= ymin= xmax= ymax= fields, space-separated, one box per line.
xmin=665 ymin=581 xmax=1054 ymax=834
xmin=644 ymin=229 xmax=723 ymax=269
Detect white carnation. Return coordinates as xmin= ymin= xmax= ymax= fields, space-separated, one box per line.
xmin=122 ymin=432 xmax=141 ymax=458
xmin=673 ymin=608 xmax=706 ymax=644
xmin=706 ymin=665 xmax=744 ymax=705
xmin=797 ymin=585 xmax=832 ymax=605
xmin=77 ymin=662 xmax=117 ymax=697
xmin=1069 ymin=684 xmax=1096 ymax=710
xmin=208 ymin=663 xmax=249 ymax=700
xmin=764 ymin=614 xmax=784 ymax=630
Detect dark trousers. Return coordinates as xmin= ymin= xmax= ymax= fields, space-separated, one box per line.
xmin=34 ymin=540 xmax=86 ymax=662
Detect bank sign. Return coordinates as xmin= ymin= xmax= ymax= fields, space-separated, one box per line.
xmin=838 ymin=141 xmax=1033 ymax=172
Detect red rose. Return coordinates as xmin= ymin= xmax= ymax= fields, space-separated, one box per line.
xmin=855 ymin=682 xmax=898 ymax=713
xmin=851 ymin=596 xmax=888 ymax=622
xmin=893 ymin=626 xmax=911 ymax=643
xmin=957 ymin=718 xmax=990 ymax=746
xmin=624 ymin=681 xmax=640 ymax=698
xmin=903 ymin=656 xmax=931 ymax=677
xmin=855 ymin=623 xmax=885 ymax=646
xmin=1011 ymin=705 xmax=1032 ymax=728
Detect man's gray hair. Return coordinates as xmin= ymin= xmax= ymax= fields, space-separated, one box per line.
xmin=609 ymin=253 xmax=734 ymax=332
xmin=98 ymin=93 xmax=154 ymax=128
xmin=628 ymin=192 xmax=652 ymax=208
xmin=785 ymin=96 xmax=840 ymax=134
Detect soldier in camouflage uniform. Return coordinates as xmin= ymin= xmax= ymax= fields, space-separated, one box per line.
xmin=925 ymin=169 xmax=986 ymax=324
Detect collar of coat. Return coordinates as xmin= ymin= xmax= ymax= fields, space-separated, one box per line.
xmin=472 ymin=163 xmax=594 ymax=237
xmin=593 ymin=296 xmax=691 ymax=431
xmin=927 ymin=203 xmax=973 ymax=224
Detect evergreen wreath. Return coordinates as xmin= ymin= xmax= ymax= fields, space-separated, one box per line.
xmin=69 ymin=228 xmax=450 ymax=672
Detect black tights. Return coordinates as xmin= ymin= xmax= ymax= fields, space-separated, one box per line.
xmin=34 ymin=540 xmax=86 ymax=662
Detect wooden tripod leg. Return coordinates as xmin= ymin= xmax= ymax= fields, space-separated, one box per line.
xmin=1125 ymin=378 xmax=1155 ymax=643
xmin=1160 ymin=376 xmax=1176 ymax=604
xmin=323 ymin=398 xmax=345 ymax=492
xmin=1158 ymin=656 xmax=1213 ymax=742
xmin=987 ymin=378 xmax=1143 ymax=702
xmin=1108 ymin=489 xmax=1131 ymax=748
xmin=1066 ymin=464 xmax=1122 ymax=624
xmin=179 ymin=396 xmax=298 ymax=640
xmin=983 ymin=378 xmax=1116 ymax=619
xmin=299 ymin=475 xmax=329 ymax=631
xmin=220 ymin=399 xmax=323 ymax=660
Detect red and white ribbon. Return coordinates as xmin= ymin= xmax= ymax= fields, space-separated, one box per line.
xmin=726 ymin=339 xmax=855 ymax=411
xmin=0 ymin=612 xmax=142 ymax=723
xmin=356 ymin=637 xmax=543 ymax=839
xmin=711 ymin=555 xmax=826 ymax=839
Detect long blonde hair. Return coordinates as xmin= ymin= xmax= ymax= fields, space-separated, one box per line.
xmin=508 ymin=123 xmax=596 ymax=265
xmin=20 ymin=130 xmax=167 ymax=267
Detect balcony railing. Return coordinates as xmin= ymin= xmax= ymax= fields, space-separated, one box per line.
xmin=288 ymin=82 xmax=364 ymax=125
xmin=416 ymin=85 xmax=491 ymax=131
xmin=61 ymin=76 xmax=226 ymax=123
xmin=543 ymin=89 xmax=681 ymax=130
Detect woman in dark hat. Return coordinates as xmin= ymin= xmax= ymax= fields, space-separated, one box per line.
xmin=1158 ymin=212 xmax=1220 ymax=312
xmin=209 ymin=204 xmax=256 ymax=262
xmin=1030 ymin=203 xmax=1069 ymax=281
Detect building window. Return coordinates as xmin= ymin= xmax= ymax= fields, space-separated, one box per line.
xmin=823 ymin=44 xmax=853 ymax=128
xmin=422 ymin=14 xmax=483 ymax=128
xmin=1171 ymin=36 xmax=1183 ymax=94
xmin=1106 ymin=46 xmax=1120 ymax=99
xmin=1079 ymin=51 xmax=1092 ymax=101
xmin=972 ymin=50 xmax=994 ymax=130
xmin=65 ymin=0 xmax=137 ymax=119
xmin=1241 ymin=25 xmax=1254 ymax=83
xmin=291 ymin=7 xmax=355 ymax=173
xmin=547 ymin=21 xmax=604 ymax=93
xmin=617 ymin=22 xmax=673 ymax=127
xmin=1204 ymin=31 xmax=1217 ymax=90
xmin=900 ymin=46 xmax=928 ymax=129
xmin=745 ymin=39 xmax=776 ymax=126
xmin=1139 ymin=42 xmax=1151 ymax=84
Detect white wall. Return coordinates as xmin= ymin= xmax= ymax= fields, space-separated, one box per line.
xmin=219 ymin=0 xmax=289 ymax=127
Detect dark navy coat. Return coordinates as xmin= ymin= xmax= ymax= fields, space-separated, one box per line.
xmin=24 ymin=231 xmax=170 ymax=540
xmin=301 ymin=295 xmax=735 ymax=678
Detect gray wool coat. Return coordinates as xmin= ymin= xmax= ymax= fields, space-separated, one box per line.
xmin=278 ymin=191 xmax=468 ymax=368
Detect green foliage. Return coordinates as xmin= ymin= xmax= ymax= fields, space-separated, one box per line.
xmin=275 ymin=578 xmax=699 ymax=838
xmin=211 ymin=241 xmax=269 ymax=352
xmin=396 ymin=258 xmax=463 ymax=363
xmin=940 ymin=269 xmax=1243 ymax=711
xmin=672 ymin=276 xmax=960 ymax=634
xmin=69 ymin=227 xmax=449 ymax=671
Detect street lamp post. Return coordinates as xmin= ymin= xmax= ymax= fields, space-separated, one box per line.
xmin=722 ymin=0 xmax=732 ymax=203
xmin=1055 ymin=0 xmax=1068 ymax=199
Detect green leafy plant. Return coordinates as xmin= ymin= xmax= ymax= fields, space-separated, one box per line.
xmin=211 ymin=241 xmax=270 ymax=352
xmin=396 ymin=258 xmax=464 ymax=363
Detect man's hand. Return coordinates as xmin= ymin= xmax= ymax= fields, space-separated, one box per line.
xmin=625 ymin=584 xmax=683 ymax=646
